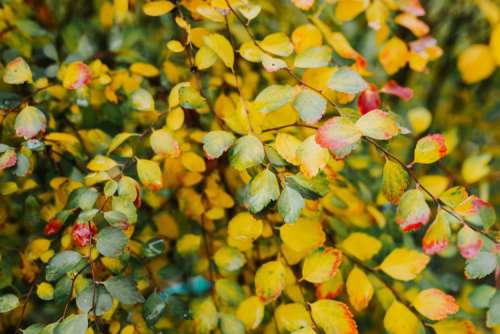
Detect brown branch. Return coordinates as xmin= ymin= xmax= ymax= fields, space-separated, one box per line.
xmin=15 ymin=272 xmax=40 ymax=333
xmin=1 ymin=83 xmax=57 ymax=117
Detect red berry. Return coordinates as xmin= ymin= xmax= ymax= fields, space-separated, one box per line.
xmin=358 ymin=84 xmax=381 ymax=115
xmin=72 ymin=222 xmax=97 ymax=247
xmin=44 ymin=218 xmax=63 ymax=236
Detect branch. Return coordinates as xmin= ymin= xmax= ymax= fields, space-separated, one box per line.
xmin=364 ymin=137 xmax=497 ymax=244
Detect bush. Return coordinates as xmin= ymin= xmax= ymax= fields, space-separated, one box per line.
xmin=0 ymin=0 xmax=498 ymax=333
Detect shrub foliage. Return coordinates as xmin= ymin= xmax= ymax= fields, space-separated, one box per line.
xmin=0 ymin=0 xmax=498 ymax=333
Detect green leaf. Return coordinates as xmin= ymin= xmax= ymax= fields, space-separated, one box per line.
xmin=76 ymin=285 xmax=113 ymax=316
xmin=202 ymin=131 xmax=236 ymax=159
xmin=179 ymin=86 xmax=207 ymax=110
xmin=246 ymin=169 xmax=280 ymax=213
xmin=469 ymin=285 xmax=496 ymax=308
xmin=220 ymin=313 xmax=245 ymax=334
xmin=54 ymin=314 xmax=87 ymax=334
xmin=103 ymin=210 xmax=129 ymax=228
xmin=285 ymin=173 xmax=330 ymax=200
xmin=103 ymin=276 xmax=145 ymax=305
xmin=465 ymin=252 xmax=496 ymax=279
xmin=278 ymin=186 xmax=304 ymax=224
xmin=294 ymin=46 xmax=331 ymax=68
xmin=0 ymin=294 xmax=19 ymax=313
xmin=487 ymin=291 xmax=500 ymax=328
xmin=54 ymin=276 xmax=72 ymax=303
xmin=21 ymin=323 xmax=44 ymax=334
xmin=96 ymin=227 xmax=128 ymax=257
xmin=382 ymin=159 xmax=409 ymax=204
xmin=254 ymin=85 xmax=295 ymax=113
xmin=144 ymin=292 xmax=166 ymax=326
xmin=142 ymin=238 xmax=166 ymax=258
xmin=328 ymin=67 xmax=368 ymax=94
xmin=45 ymin=251 xmax=82 ymax=282
xmin=229 ymin=135 xmax=264 ymax=171
xmin=112 ymin=196 xmax=137 ymax=224
xmin=78 ymin=187 xmax=98 ymax=210
xmin=294 ymin=89 xmax=327 ymax=125
xmin=215 ymin=279 xmax=245 ymax=307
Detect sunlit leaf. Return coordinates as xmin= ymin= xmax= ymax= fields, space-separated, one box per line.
xmin=413 ymin=289 xmax=459 ymax=320
xmin=310 ymin=299 xmax=358 ymax=334
xmin=379 ymin=248 xmax=430 ymax=281
xmin=396 ymin=189 xmax=431 ymax=232
xmin=413 ymin=134 xmax=448 ymax=164
xmin=346 ymin=267 xmax=373 ymax=311
xmin=302 ymin=247 xmax=342 ymax=283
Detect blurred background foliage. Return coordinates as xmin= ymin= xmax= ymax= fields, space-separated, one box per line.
xmin=0 ymin=0 xmax=499 ymax=333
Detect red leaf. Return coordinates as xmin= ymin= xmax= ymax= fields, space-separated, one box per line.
xmin=358 ymin=84 xmax=381 ymax=115
xmin=72 ymin=222 xmax=97 ymax=247
xmin=44 ymin=218 xmax=63 ymax=236
xmin=381 ymin=80 xmax=413 ymax=101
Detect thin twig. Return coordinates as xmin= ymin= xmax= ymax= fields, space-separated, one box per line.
xmin=15 ymin=272 xmax=40 ymax=333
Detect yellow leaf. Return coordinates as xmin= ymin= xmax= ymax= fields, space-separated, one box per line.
xmin=3 ymin=57 xmax=32 ymax=84
xmin=413 ymin=134 xmax=447 ymax=164
xmin=87 ymin=155 xmax=118 ymax=172
xmin=296 ymin=135 xmax=330 ymax=178
xmin=166 ymin=40 xmax=185 ymax=53
xmin=274 ymin=133 xmax=301 ymax=165
xmin=203 ymin=33 xmax=234 ymax=68
xmin=457 ymin=44 xmax=496 ymax=84
xmin=195 ymin=46 xmax=218 ymax=70
xmin=181 ymin=152 xmax=206 ymax=172
xmin=239 ymin=41 xmax=263 ymax=62
xmin=130 ymin=62 xmax=160 ymax=77
xmin=431 ymin=319 xmax=480 ymax=334
xmin=114 ymin=0 xmax=128 ymax=23
xmin=142 ymin=1 xmax=175 ymax=16
xmin=407 ymin=107 xmax=432 ymax=135
xmin=255 ymin=261 xmax=285 ymax=303
xmin=150 ymin=129 xmax=180 ymax=158
xmin=491 ymin=23 xmax=500 ymax=65
xmin=227 ymin=212 xmax=262 ymax=251
xmin=340 ymin=232 xmax=382 ymax=261
xmin=275 ymin=303 xmax=312 ymax=332
xmin=259 ymin=32 xmax=294 ymax=57
xmin=310 ymin=299 xmax=358 ymax=334
xmin=335 ymin=0 xmax=369 ymax=22
xmin=394 ymin=13 xmax=429 ymax=37
xmin=36 ymin=282 xmax=54 ymax=301
xmin=379 ymin=248 xmax=430 ymax=281
xmin=292 ymin=24 xmax=323 ymax=54
xmin=176 ymin=233 xmax=201 ymax=254
xmin=136 ymin=159 xmax=162 ymax=191
xmin=107 ymin=132 xmax=139 ymax=155
xmin=280 ymin=218 xmax=325 ymax=254
xmin=355 ymin=109 xmax=400 ymax=140
xmin=302 ymin=247 xmax=342 ymax=283
xmin=412 ymin=289 xmax=459 ymax=321
xmin=315 ymin=271 xmax=344 ymax=300
xmin=236 ymin=296 xmax=264 ymax=330
xmin=62 ymin=61 xmax=92 ymax=90
xmin=379 ymin=37 xmax=409 ymax=74
xmin=346 ymin=267 xmax=373 ymax=311
xmin=214 ymin=246 xmax=246 ymax=275
xmin=384 ymin=301 xmax=425 ymax=334
xmin=461 ymin=154 xmax=492 ymax=184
